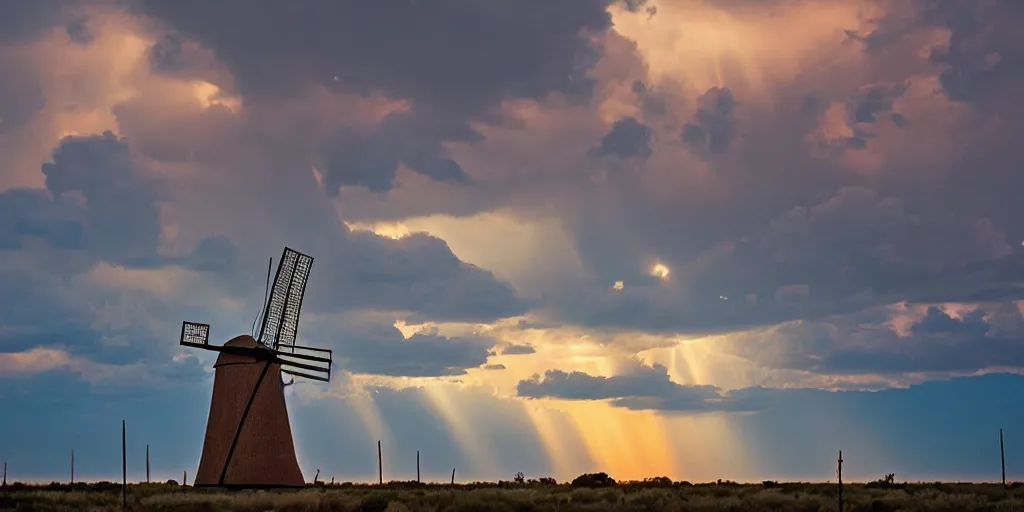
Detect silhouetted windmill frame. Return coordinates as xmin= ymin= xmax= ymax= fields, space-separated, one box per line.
xmin=180 ymin=247 xmax=332 ymax=382
xmin=179 ymin=246 xmax=332 ymax=487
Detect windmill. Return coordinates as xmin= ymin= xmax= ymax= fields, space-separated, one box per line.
xmin=179 ymin=246 xmax=332 ymax=488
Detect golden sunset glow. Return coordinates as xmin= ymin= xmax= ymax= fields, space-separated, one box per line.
xmin=345 ymin=221 xmax=413 ymax=240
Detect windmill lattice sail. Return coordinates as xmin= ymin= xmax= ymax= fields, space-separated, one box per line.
xmin=258 ymin=248 xmax=313 ymax=351
xmin=178 ymin=246 xmax=332 ymax=488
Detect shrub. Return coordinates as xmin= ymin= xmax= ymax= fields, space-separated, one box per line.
xmin=570 ymin=472 xmax=616 ymax=488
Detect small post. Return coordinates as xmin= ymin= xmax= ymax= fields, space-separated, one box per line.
xmin=416 ymin=450 xmax=420 ymax=483
xmin=2 ymin=461 xmax=6 ymax=487
xmin=451 ymin=467 xmax=456 ymax=485
xmin=377 ymin=440 xmax=383 ymax=485
xmin=122 ymin=420 xmax=127 ymax=511
xmin=1001 ymin=429 xmax=1007 ymax=487
xmin=71 ymin=450 xmax=75 ymax=485
xmin=838 ymin=450 xmax=844 ymax=512
xmin=146 ymin=445 xmax=150 ymax=484
xmin=183 ymin=470 xmax=187 ymax=486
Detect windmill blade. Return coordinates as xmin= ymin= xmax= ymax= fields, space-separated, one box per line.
xmin=276 ymin=250 xmax=312 ymax=349
xmin=256 ymin=247 xmax=313 ymax=350
xmin=281 ymin=368 xmax=330 ymax=383
xmin=274 ymin=343 xmax=332 ymax=382
xmin=180 ymin=321 xmax=211 ymax=346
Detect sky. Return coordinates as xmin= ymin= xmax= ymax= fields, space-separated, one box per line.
xmin=1 ymin=0 xmax=1024 ymax=485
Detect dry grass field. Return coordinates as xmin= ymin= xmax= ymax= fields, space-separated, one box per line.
xmin=2 ymin=476 xmax=1024 ymax=512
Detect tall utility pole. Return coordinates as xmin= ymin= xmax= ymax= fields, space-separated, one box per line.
xmin=1001 ymin=429 xmax=1007 ymax=487
xmin=416 ymin=450 xmax=420 ymax=483
xmin=837 ymin=450 xmax=844 ymax=512
xmin=146 ymin=445 xmax=150 ymax=484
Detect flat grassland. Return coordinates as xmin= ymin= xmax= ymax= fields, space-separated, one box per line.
xmin=2 ymin=480 xmax=1023 ymax=512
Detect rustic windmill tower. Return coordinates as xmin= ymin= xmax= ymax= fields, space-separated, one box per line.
xmin=179 ymin=247 xmax=332 ymax=488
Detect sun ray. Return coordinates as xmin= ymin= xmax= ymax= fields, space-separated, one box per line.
xmin=349 ymin=382 xmax=396 ymax=456
xmin=520 ymin=401 xmax=580 ymax=479
xmin=422 ymin=383 xmax=502 ymax=478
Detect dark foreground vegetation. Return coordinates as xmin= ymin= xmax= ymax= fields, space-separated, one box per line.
xmin=2 ymin=474 xmax=1024 ymax=512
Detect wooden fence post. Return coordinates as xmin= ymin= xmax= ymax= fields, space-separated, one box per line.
xmin=838 ymin=450 xmax=844 ymax=512
xmin=122 ymin=420 xmax=127 ymax=511
xmin=1001 ymin=429 xmax=1007 ymax=487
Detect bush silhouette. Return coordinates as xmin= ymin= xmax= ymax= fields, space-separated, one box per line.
xmin=570 ymin=472 xmax=616 ymax=488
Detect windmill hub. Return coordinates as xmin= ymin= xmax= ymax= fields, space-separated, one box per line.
xmin=179 ymin=247 xmax=332 ymax=488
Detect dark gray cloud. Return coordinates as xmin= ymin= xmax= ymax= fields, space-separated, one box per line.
xmin=0 ymin=0 xmax=78 ymax=42
xmin=2 ymin=132 xmax=239 ymax=276
xmin=135 ymin=0 xmax=616 ymax=111
xmin=0 ymin=188 xmax=83 ymax=250
xmin=588 ymin=116 xmax=653 ymax=159
xmin=717 ymin=303 xmax=1024 ymax=376
xmin=550 ymin=185 xmax=1019 ymax=334
xmin=910 ymin=306 xmax=988 ymax=337
xmin=850 ymin=0 xmax=1024 ymax=108
xmin=841 ymin=82 xmax=908 ymax=148
xmin=631 ymin=80 xmax=668 ymax=118
xmin=146 ymin=33 xmax=187 ymax=74
xmin=179 ymin=235 xmax=239 ymax=273
xmin=133 ymin=0 xmax=631 ymax=194
xmin=319 ymin=110 xmax=477 ymax=194
xmin=64 ymin=18 xmax=92 ymax=45
xmin=681 ymin=87 xmax=736 ymax=154
xmin=41 ymin=132 xmax=165 ymax=265
xmin=312 ymin=232 xmax=529 ymax=322
xmin=849 ymin=82 xmax=907 ymax=124
xmin=517 ymin=363 xmax=768 ymax=413
xmin=330 ymin=323 xmax=493 ymax=377
xmin=501 ymin=344 xmax=536 ymax=355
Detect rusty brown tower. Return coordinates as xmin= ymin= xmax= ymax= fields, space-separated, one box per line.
xmin=179 ymin=247 xmax=332 ymax=488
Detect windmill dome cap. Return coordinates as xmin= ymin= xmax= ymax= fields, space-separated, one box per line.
xmin=224 ymin=335 xmax=260 ymax=348
xmin=212 ymin=335 xmax=272 ymax=367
